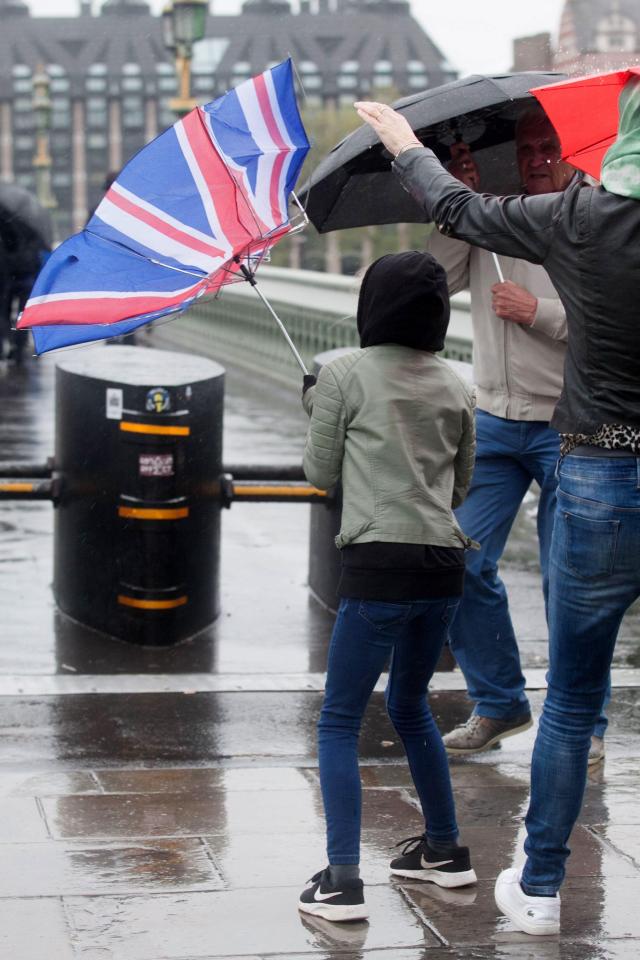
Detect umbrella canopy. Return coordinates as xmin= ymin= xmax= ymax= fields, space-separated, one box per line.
xmin=18 ymin=59 xmax=309 ymax=355
xmin=301 ymin=72 xmax=566 ymax=233
xmin=0 ymin=182 xmax=53 ymax=251
xmin=531 ymin=67 xmax=640 ymax=180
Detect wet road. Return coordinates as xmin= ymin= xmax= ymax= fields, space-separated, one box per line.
xmin=1 ymin=349 xmax=640 ymax=959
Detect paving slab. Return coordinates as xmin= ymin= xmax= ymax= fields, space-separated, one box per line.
xmin=0 ymin=797 xmax=50 ymax=841
xmin=40 ymin=785 xmax=422 ymax=841
xmin=63 ymin=885 xmax=439 ymax=959
xmin=94 ymin=766 xmax=310 ymax=795
xmin=0 ymin=838 xmax=223 ymax=897
xmin=0 ymin=897 xmax=75 ymax=960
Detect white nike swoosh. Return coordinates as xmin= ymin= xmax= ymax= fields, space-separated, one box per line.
xmin=313 ymin=888 xmax=344 ymax=902
xmin=420 ymin=856 xmax=454 ymax=869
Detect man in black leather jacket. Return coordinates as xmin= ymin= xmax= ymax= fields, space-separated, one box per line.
xmin=356 ymin=94 xmax=640 ymax=937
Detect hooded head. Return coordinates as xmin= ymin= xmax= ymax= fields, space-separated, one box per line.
xmin=602 ymin=74 xmax=640 ymax=200
xmin=357 ymin=251 xmax=450 ymax=352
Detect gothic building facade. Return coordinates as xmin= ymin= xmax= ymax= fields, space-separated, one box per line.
xmin=0 ymin=0 xmax=454 ymax=236
xmin=513 ymin=0 xmax=640 ymax=76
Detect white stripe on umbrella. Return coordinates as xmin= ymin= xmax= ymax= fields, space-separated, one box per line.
xmin=96 ymin=196 xmax=223 ymax=274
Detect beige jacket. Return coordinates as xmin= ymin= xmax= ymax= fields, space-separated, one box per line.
xmin=428 ymin=228 xmax=566 ymax=422
xmin=302 ymin=346 xmax=476 ymax=550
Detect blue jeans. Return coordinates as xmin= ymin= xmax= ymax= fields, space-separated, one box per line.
xmin=450 ymin=411 xmax=608 ymax=736
xmin=521 ymin=455 xmax=640 ymax=894
xmin=319 ymin=597 xmax=460 ymax=864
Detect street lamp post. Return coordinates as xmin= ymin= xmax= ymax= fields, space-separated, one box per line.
xmin=32 ymin=64 xmax=57 ymax=212
xmin=163 ymin=0 xmax=208 ymax=118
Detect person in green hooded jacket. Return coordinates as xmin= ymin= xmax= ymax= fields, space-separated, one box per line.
xmin=298 ymin=251 xmax=478 ymax=923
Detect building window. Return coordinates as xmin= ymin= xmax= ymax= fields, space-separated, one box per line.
xmin=88 ymin=64 xmax=108 ymax=75
xmin=338 ymin=75 xmax=358 ymax=89
xmin=13 ymin=97 xmax=33 ymax=112
xmin=341 ymin=60 xmax=359 ymax=74
xmin=122 ymin=77 xmax=143 ymax=92
xmin=53 ymin=172 xmax=72 ymax=188
xmin=87 ymin=133 xmax=107 ymax=149
xmin=12 ymin=65 xmax=31 ymax=78
xmin=193 ymin=75 xmax=216 ymax=93
xmin=596 ymin=12 xmax=637 ymax=52
xmin=192 ymin=37 xmax=229 ymax=73
xmin=123 ymin=97 xmax=144 ymax=129
xmin=123 ymin=63 xmax=141 ymax=75
xmin=15 ymin=136 xmax=34 ymax=151
xmin=86 ymin=78 xmax=107 ymax=92
xmin=13 ymin=79 xmax=32 ymax=93
xmin=13 ymin=114 xmax=34 ymax=131
xmin=158 ymin=76 xmax=177 ymax=91
xmin=51 ymin=78 xmax=70 ymax=93
xmin=409 ymin=75 xmax=427 ymax=88
xmin=302 ymin=74 xmax=322 ymax=90
xmin=407 ymin=60 xmax=426 ymax=74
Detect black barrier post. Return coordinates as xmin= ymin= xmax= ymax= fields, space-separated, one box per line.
xmin=54 ymin=346 xmax=224 ymax=646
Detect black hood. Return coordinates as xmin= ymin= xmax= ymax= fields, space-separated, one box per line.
xmin=357 ymin=251 xmax=450 ymax=352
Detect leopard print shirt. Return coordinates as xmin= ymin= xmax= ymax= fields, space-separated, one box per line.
xmin=560 ymin=423 xmax=640 ymax=457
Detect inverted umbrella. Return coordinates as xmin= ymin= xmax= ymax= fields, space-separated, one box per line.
xmin=300 ymin=72 xmax=566 ymax=234
xmin=531 ymin=67 xmax=640 ymax=180
xmin=18 ymin=59 xmax=311 ymax=369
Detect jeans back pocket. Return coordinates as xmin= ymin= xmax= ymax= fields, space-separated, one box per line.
xmin=563 ymin=510 xmax=620 ymax=581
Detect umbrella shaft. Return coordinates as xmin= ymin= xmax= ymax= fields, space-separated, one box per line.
xmin=251 ymin=282 xmax=309 ymax=376
xmin=492 ymin=253 xmax=505 ymax=283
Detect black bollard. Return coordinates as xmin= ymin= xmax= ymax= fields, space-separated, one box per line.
xmin=54 ymin=346 xmax=224 ymax=646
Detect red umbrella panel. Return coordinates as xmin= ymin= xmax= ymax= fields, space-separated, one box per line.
xmin=530 ymin=67 xmax=640 ymax=181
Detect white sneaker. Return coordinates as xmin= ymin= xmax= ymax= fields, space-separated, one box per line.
xmin=494 ymin=867 xmax=560 ymax=936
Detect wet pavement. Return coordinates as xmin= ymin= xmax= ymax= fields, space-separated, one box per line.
xmin=1 ymin=349 xmax=640 ymax=959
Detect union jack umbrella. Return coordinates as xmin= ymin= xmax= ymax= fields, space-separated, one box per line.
xmin=18 ymin=59 xmax=311 ymax=368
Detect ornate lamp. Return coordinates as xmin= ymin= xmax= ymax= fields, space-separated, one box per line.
xmin=172 ymin=0 xmax=208 ymax=52
xmin=32 ymin=64 xmax=57 ymax=211
xmin=163 ymin=0 xmax=209 ymax=117
xmin=162 ymin=2 xmax=176 ymax=54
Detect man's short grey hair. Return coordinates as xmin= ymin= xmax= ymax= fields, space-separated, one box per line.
xmin=515 ymin=105 xmax=558 ymax=141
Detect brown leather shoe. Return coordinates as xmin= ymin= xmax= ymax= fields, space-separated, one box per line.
xmin=443 ymin=713 xmax=533 ymax=755
xmin=588 ymin=735 xmax=605 ymax=766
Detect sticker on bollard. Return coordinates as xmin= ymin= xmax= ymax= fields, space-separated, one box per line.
xmin=139 ymin=453 xmax=175 ymax=477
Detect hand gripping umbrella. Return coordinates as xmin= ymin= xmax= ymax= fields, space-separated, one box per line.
xmin=17 ymin=59 xmax=311 ymax=372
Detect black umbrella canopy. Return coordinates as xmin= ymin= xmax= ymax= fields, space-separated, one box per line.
xmin=301 ymin=72 xmax=567 ymax=234
xmin=0 ymin=182 xmax=53 ymax=251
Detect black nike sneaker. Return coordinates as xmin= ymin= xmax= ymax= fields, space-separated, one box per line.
xmin=390 ymin=836 xmax=477 ymax=888
xmin=298 ymin=868 xmax=369 ymax=922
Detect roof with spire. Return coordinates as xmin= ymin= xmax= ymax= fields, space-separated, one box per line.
xmin=559 ymin=0 xmax=640 ymax=55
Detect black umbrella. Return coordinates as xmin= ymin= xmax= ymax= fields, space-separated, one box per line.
xmin=0 ymin=182 xmax=53 ymax=250
xmin=301 ymin=72 xmax=567 ymax=233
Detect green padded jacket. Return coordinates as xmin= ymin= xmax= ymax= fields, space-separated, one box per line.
xmin=302 ymin=345 xmax=476 ymax=550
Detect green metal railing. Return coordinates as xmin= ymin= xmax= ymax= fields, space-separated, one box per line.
xmin=150 ymin=268 xmax=472 ymax=381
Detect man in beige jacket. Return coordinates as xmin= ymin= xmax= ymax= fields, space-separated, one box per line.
xmin=432 ymin=112 xmax=607 ymax=761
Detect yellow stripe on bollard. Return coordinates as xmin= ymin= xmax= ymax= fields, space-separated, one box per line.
xmin=118 ymin=507 xmax=190 ymax=521
xmin=0 ymin=482 xmax=35 ymax=493
xmin=234 ymin=485 xmax=327 ymax=497
xmin=118 ymin=595 xmax=188 ymax=610
xmin=120 ymin=422 xmax=190 ymax=437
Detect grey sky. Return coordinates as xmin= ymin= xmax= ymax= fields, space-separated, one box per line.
xmin=28 ymin=1 xmax=566 ymax=75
